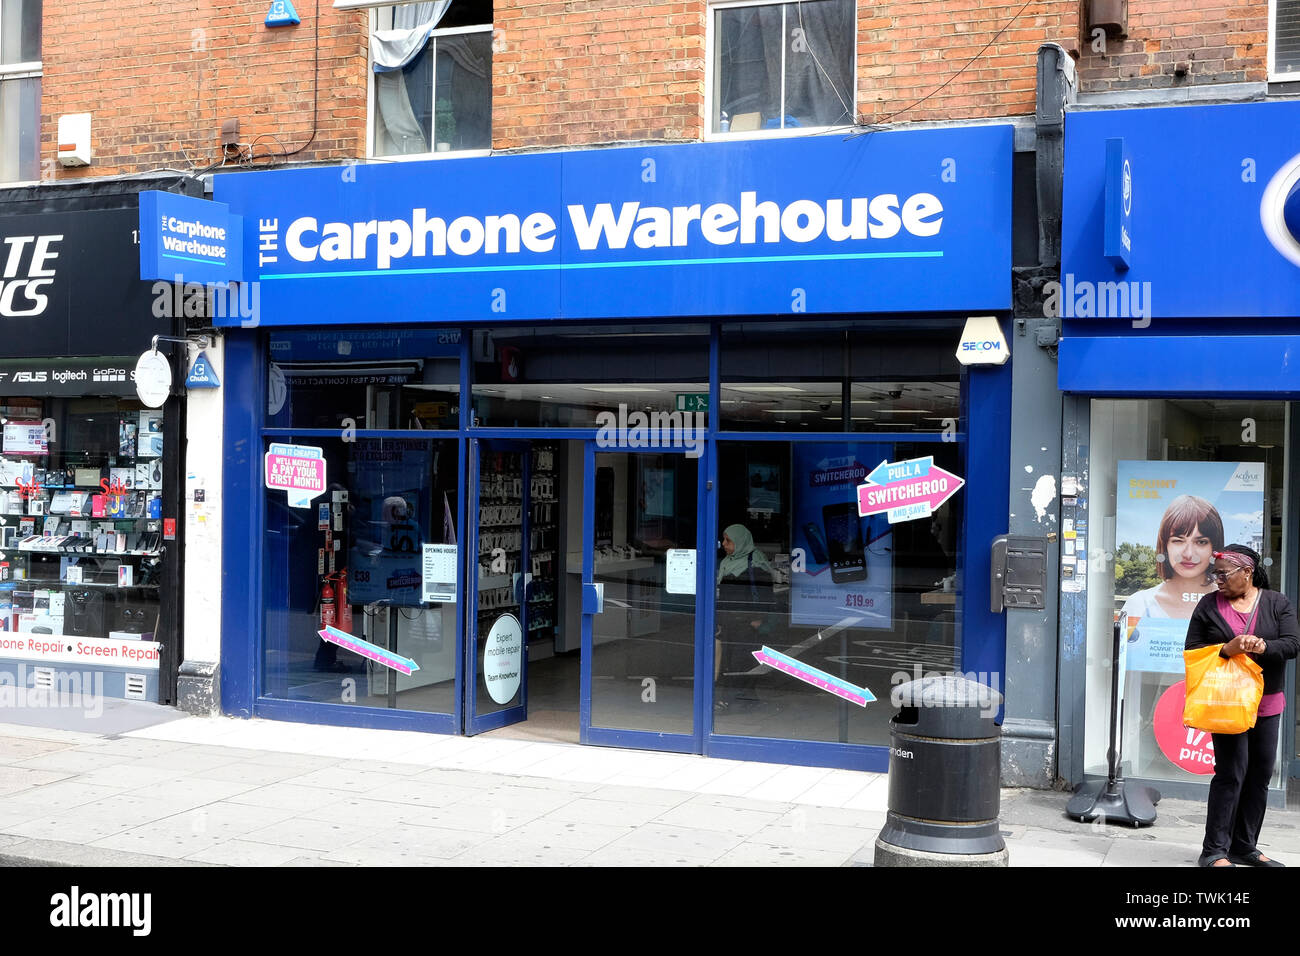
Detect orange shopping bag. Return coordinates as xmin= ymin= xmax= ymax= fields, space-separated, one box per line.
xmin=1183 ymin=644 xmax=1264 ymax=735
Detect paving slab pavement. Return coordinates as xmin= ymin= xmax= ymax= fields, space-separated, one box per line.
xmin=1 ymin=714 xmax=1298 ymax=867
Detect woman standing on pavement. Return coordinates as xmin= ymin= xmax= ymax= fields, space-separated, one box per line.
xmin=1185 ymin=545 xmax=1300 ymax=867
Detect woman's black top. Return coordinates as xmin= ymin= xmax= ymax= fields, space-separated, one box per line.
xmin=1185 ymin=589 xmax=1300 ymax=695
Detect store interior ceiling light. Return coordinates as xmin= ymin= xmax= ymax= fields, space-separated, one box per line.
xmin=729 ymin=385 xmax=807 ymax=393
xmin=581 ymin=386 xmax=662 ymax=393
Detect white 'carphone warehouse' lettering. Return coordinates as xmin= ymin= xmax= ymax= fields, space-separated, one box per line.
xmin=282 ymin=190 xmax=944 ymax=270
xmin=287 ymin=210 xmax=559 ymax=269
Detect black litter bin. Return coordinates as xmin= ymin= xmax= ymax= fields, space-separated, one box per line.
xmin=874 ymin=675 xmax=1006 ymax=866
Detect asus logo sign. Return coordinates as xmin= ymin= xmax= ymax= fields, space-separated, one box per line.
xmin=13 ymin=371 xmax=47 ymax=382
xmin=0 ymin=234 xmax=62 ymax=318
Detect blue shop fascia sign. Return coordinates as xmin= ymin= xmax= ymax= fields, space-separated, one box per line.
xmin=1061 ymin=100 xmax=1300 ymax=319
xmin=211 ymin=128 xmax=1014 ymax=327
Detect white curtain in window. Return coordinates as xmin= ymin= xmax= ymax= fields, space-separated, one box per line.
xmin=372 ymin=1 xmax=450 ymax=72
xmin=784 ymin=0 xmax=855 ymax=127
xmin=374 ymin=2 xmax=451 ymax=155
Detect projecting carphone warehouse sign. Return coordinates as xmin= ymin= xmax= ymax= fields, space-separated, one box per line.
xmin=213 ymin=128 xmax=1013 ymax=325
xmin=138 ymin=190 xmax=244 ymax=285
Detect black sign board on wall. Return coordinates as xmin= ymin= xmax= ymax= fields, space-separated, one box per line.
xmin=0 ymin=209 xmax=173 ymax=359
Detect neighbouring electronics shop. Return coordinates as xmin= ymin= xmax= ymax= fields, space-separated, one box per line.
xmin=0 ymin=186 xmax=187 ymax=705
xmin=1058 ymin=100 xmax=1300 ymax=802
xmin=217 ymin=128 xmax=1015 ymax=769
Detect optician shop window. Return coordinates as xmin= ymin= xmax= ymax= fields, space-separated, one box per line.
xmin=709 ymin=0 xmax=855 ymax=135
xmin=371 ymin=0 xmax=492 ymax=157
xmin=1084 ymin=400 xmax=1290 ymax=787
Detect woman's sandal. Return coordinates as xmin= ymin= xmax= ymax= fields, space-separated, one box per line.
xmin=1227 ymin=850 xmax=1285 ymax=867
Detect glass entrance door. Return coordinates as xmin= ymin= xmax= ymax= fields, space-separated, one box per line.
xmin=465 ymin=438 xmax=530 ymax=734
xmin=580 ymin=444 xmax=702 ymax=750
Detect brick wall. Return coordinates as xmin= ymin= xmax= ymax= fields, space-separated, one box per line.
xmin=859 ymin=1 xmax=1268 ymax=123
xmin=857 ymin=2 xmax=1074 ymax=124
xmin=1072 ymin=1 xmax=1269 ymax=92
xmin=35 ymin=0 xmax=1274 ymax=178
xmin=41 ymin=1 xmax=367 ymax=180
xmin=493 ymin=0 xmax=706 ymax=149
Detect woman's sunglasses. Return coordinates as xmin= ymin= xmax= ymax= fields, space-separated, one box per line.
xmin=1210 ymin=567 xmax=1249 ymax=582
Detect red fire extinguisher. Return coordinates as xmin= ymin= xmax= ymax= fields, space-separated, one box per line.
xmin=320 ymin=576 xmax=337 ymax=629
xmin=337 ymin=568 xmax=353 ymax=633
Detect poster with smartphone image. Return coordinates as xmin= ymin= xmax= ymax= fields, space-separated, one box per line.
xmin=791 ymin=443 xmax=893 ymax=628
xmin=1116 ymin=460 xmax=1265 ymax=674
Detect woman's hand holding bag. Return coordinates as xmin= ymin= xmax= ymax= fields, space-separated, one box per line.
xmin=1183 ymin=642 xmax=1265 ymax=735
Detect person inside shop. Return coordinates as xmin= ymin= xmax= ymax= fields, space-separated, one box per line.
xmin=1186 ymin=545 xmax=1299 ymax=867
xmin=1122 ymin=494 xmax=1224 ymax=623
xmin=714 ymin=524 xmax=776 ymax=711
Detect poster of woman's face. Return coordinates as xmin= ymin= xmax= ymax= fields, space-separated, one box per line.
xmin=1116 ymin=460 xmax=1265 ymax=673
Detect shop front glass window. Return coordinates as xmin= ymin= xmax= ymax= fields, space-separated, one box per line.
xmin=471 ymin=324 xmax=709 ymax=428
xmin=0 ymin=396 xmax=165 ymax=659
xmin=267 ymin=329 xmax=461 ymax=431
xmin=262 ymin=435 xmax=460 ymax=714
xmin=721 ymin=322 xmax=961 ymax=432
xmin=712 ymin=439 xmax=962 ymax=744
xmin=1084 ymin=399 xmax=1289 ymax=787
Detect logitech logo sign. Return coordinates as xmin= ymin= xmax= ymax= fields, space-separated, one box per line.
xmin=1261 ymin=153 xmax=1300 ymax=268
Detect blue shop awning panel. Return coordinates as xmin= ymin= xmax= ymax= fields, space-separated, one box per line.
xmin=1060 ymin=335 xmax=1300 ymax=396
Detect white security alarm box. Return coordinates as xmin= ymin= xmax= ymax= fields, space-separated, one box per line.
xmin=57 ymin=113 xmax=92 ymax=167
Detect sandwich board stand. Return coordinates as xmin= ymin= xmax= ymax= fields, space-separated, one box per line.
xmin=1066 ymin=618 xmax=1160 ymax=826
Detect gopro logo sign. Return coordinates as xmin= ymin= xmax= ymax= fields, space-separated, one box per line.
xmin=1261 ymin=153 xmax=1300 ymax=268
xmin=955 ymin=315 xmax=1009 ymax=366
xmin=0 ymin=235 xmax=61 ymax=318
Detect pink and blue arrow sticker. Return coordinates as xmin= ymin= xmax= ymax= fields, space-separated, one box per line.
xmin=857 ymin=454 xmax=964 ymax=525
xmin=751 ymin=646 xmax=875 ymax=707
xmin=319 ymin=625 xmax=420 ymax=675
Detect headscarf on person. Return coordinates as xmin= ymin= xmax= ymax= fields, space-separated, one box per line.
xmin=717 ymin=524 xmax=774 ymax=582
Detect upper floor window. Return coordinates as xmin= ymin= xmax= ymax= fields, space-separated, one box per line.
xmin=0 ymin=0 xmax=40 ymax=183
xmin=1273 ymin=0 xmax=1300 ymax=79
xmin=709 ymin=0 xmax=854 ymax=136
xmin=371 ymin=0 xmax=492 ymax=157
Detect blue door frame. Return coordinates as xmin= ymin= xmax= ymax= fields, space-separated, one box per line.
xmin=578 ymin=440 xmax=706 ymax=755
xmin=465 ymin=437 xmax=531 ymax=735
xmin=221 ymin=321 xmax=1012 ymax=774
